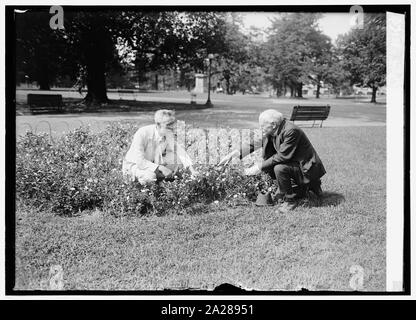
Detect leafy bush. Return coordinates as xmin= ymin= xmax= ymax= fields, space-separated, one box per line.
xmin=16 ymin=123 xmax=277 ymax=217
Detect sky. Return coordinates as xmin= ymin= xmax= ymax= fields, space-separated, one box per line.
xmin=241 ymin=12 xmax=353 ymax=43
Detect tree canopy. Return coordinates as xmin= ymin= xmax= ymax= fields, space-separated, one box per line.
xmin=16 ymin=9 xmax=236 ymax=105
xmin=263 ymin=13 xmax=338 ymax=97
xmin=15 ymin=9 xmax=386 ymax=104
xmin=336 ymin=13 xmax=386 ymax=102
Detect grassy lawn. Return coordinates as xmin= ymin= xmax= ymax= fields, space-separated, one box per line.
xmin=16 ymin=90 xmax=385 ymax=138
xmin=15 ymin=126 xmax=386 ymax=291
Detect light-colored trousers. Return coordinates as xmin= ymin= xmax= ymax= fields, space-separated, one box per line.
xmin=122 ymin=159 xmax=183 ymax=185
xmin=122 ymin=160 xmax=157 ymax=184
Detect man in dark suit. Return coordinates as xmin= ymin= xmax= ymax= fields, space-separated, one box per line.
xmin=219 ymin=109 xmax=326 ymax=212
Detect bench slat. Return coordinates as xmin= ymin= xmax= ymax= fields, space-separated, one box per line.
xmin=292 ymin=109 xmax=329 ymax=112
xmin=293 ymin=107 xmax=328 ymax=110
xmin=291 ymin=115 xmax=329 ymax=119
xmin=290 ymin=105 xmax=330 ymax=126
xmin=292 ymin=111 xmax=330 ymax=115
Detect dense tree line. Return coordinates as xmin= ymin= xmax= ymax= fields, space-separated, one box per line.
xmin=15 ymin=9 xmax=386 ymax=104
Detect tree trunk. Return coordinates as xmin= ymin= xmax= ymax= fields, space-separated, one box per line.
xmin=225 ymin=77 xmax=230 ymax=95
xmin=38 ymin=76 xmax=50 ymax=90
xmin=179 ymin=69 xmax=185 ymax=88
xmin=297 ymin=82 xmax=303 ymax=98
xmin=316 ymin=80 xmax=321 ymax=98
xmin=223 ymin=70 xmax=231 ymax=95
xmin=84 ymin=45 xmax=108 ymax=105
xmin=154 ymin=74 xmax=158 ymax=90
xmin=37 ymin=61 xmax=50 ymax=90
xmin=371 ymin=86 xmax=377 ymax=103
xmin=290 ymin=86 xmax=294 ymax=97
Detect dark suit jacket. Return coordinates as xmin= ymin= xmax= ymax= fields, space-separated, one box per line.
xmin=241 ymin=119 xmax=326 ymax=184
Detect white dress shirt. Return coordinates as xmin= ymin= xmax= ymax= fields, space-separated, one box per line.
xmin=122 ymin=124 xmax=193 ymax=178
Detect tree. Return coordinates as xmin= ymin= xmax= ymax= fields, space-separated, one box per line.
xmin=200 ymin=13 xmax=251 ymax=95
xmin=263 ymin=13 xmax=346 ymax=98
xmin=116 ymin=11 xmax=238 ymax=94
xmin=336 ymin=13 xmax=386 ymax=103
xmin=59 ymin=10 xmax=139 ymax=104
xmin=264 ymin=13 xmax=324 ymax=98
xmin=16 ymin=9 xmax=233 ymax=105
xmin=15 ymin=9 xmax=134 ymax=103
xmin=304 ymin=32 xmax=333 ymax=98
xmin=16 ymin=10 xmax=71 ymax=90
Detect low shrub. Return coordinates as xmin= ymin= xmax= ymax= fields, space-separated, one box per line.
xmin=16 ymin=123 xmax=277 ymax=217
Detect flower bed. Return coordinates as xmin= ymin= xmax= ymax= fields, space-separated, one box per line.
xmin=16 ymin=123 xmax=277 ymax=216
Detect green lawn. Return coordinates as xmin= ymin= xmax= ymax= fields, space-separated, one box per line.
xmin=15 ymin=126 xmax=386 ymax=291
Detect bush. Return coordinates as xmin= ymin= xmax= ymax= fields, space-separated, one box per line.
xmin=16 ymin=123 xmax=277 ymax=217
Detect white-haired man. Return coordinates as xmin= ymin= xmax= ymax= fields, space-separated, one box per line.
xmin=219 ymin=109 xmax=326 ymax=212
xmin=122 ymin=109 xmax=196 ymax=184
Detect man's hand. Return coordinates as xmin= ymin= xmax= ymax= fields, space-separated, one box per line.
xmin=157 ymin=165 xmax=173 ymax=179
xmin=166 ymin=164 xmax=182 ymax=176
xmin=244 ymin=163 xmax=261 ymax=176
xmin=218 ymin=149 xmax=240 ymax=166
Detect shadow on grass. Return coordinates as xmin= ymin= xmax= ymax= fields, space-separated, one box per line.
xmin=62 ymin=98 xmax=211 ymax=113
xmin=17 ymin=98 xmax=211 ymax=116
xmin=299 ymin=191 xmax=345 ymax=208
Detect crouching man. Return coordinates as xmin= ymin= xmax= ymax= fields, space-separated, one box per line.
xmin=219 ymin=109 xmax=326 ymax=213
xmin=122 ymin=109 xmax=197 ymax=184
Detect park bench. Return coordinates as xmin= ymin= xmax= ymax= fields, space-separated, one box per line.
xmin=289 ymin=105 xmax=331 ymax=128
xmin=27 ymin=94 xmax=64 ymax=114
xmin=117 ymin=89 xmax=136 ymax=100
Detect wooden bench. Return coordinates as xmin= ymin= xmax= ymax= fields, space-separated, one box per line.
xmin=117 ymin=89 xmax=136 ymax=100
xmin=27 ymin=94 xmax=64 ymax=114
xmin=289 ymin=105 xmax=331 ymax=127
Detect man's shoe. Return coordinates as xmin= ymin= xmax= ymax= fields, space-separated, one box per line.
xmin=272 ymin=192 xmax=285 ymax=204
xmin=309 ymin=180 xmax=323 ymax=197
xmin=277 ymin=201 xmax=298 ymax=214
xmin=292 ymin=184 xmax=308 ymax=199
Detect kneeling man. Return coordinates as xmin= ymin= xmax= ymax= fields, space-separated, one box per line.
xmin=122 ymin=109 xmax=196 ymax=184
xmin=220 ymin=109 xmax=326 ymax=212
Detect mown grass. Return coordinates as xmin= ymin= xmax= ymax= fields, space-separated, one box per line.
xmin=15 ymin=126 xmax=386 ymax=291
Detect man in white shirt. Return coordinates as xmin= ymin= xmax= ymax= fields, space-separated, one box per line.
xmin=122 ymin=109 xmax=196 ymax=184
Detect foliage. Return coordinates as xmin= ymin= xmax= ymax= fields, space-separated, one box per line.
xmin=15 ymin=10 xmax=236 ymax=103
xmin=15 ymin=10 xmax=73 ymax=90
xmin=16 ymin=9 xmax=386 ymax=102
xmin=336 ymin=13 xmax=386 ymax=102
xmin=16 ymin=123 xmax=276 ymax=217
xmin=264 ymin=13 xmax=327 ymax=97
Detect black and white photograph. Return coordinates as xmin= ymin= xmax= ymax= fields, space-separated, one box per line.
xmin=5 ymin=3 xmax=410 ymax=295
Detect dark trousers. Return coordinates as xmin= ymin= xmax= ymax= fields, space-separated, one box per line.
xmin=263 ymin=163 xmax=304 ymax=196
xmin=264 ymin=163 xmax=322 ymax=200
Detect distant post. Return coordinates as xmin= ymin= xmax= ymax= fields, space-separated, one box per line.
xmin=205 ymin=53 xmax=214 ymax=107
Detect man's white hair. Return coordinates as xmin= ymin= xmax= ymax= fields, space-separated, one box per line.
xmin=154 ymin=109 xmax=176 ymax=124
xmin=259 ymin=109 xmax=284 ymax=125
